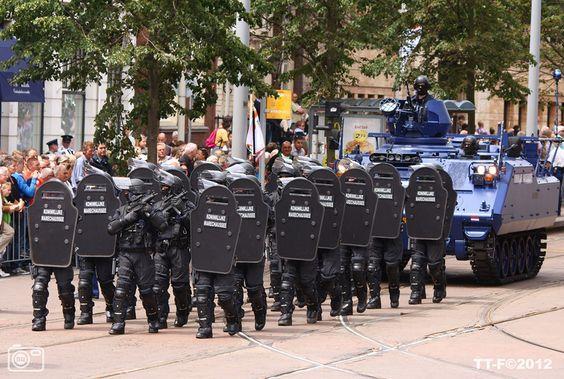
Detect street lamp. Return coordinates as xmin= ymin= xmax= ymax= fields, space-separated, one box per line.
xmin=553 ymin=69 xmax=562 ymax=128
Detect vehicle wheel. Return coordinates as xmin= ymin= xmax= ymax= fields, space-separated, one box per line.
xmin=508 ymin=238 xmax=518 ymax=277
xmin=516 ymin=237 xmax=526 ymax=274
xmin=499 ymin=239 xmax=510 ymax=278
xmin=524 ymin=236 xmax=534 ymax=274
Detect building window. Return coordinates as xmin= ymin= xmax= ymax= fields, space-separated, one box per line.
xmin=17 ymin=102 xmax=42 ymax=151
xmin=377 ymin=94 xmax=384 ymax=99
xmin=357 ymin=93 xmax=365 ymax=99
xmin=367 ymin=94 xmax=375 ymax=99
xmin=61 ymin=92 xmax=85 ymax=150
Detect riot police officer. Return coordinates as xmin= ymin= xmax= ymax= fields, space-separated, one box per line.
xmin=153 ymin=171 xmax=194 ymax=329
xmin=406 ymin=165 xmax=450 ymax=305
xmin=271 ymin=159 xmax=321 ymax=326
xmin=191 ymin=174 xmax=242 ymax=339
xmin=28 ymin=174 xmax=77 ymax=332
xmin=107 ymin=179 xmax=167 ymax=334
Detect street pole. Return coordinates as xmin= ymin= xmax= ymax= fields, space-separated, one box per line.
xmin=259 ymin=97 xmax=267 ymax=187
xmin=554 ymin=69 xmax=562 ymax=129
xmin=231 ymin=0 xmax=250 ymax=159
xmin=526 ymin=0 xmax=542 ymax=136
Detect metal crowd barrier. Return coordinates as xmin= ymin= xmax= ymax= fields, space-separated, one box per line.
xmin=2 ymin=209 xmax=31 ymax=266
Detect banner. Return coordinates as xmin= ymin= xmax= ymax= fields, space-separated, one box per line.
xmin=0 ymin=39 xmax=44 ymax=102
xmin=266 ymin=89 xmax=292 ymax=120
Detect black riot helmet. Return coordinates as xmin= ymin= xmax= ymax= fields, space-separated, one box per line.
xmin=158 ymin=169 xmax=183 ymax=195
xmin=128 ymin=178 xmax=149 ymax=196
xmin=461 ymin=135 xmax=479 ymax=156
xmin=414 ymin=75 xmax=431 ymax=96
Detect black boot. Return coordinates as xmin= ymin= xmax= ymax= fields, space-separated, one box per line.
xmin=173 ymin=286 xmax=190 ymax=327
xmin=278 ymin=280 xmax=294 ymax=326
xmin=77 ymin=279 xmax=94 ymax=325
xmin=59 ymin=291 xmax=75 ymax=330
xmin=386 ymin=263 xmax=401 ymax=308
xmin=109 ymin=287 xmax=127 ymax=335
xmin=409 ymin=261 xmax=423 ymax=305
xmin=303 ymin=285 xmax=319 ymax=324
xmin=329 ymin=280 xmax=342 ymax=317
xmin=234 ymin=278 xmax=245 ymax=319
xmin=32 ymin=287 xmax=49 ymax=332
xmin=219 ymin=296 xmax=242 ymax=336
xmin=154 ymin=284 xmax=169 ymax=329
xmin=367 ymin=266 xmax=382 ymax=309
xmin=196 ymin=287 xmax=213 ymax=338
xmin=429 ymin=262 xmax=447 ymax=303
xmin=295 ymin=285 xmax=306 ymax=308
xmin=339 ymin=271 xmax=353 ymax=316
xmin=141 ymin=292 xmax=160 ymax=333
xmin=356 ymin=285 xmax=368 ymax=313
xmin=126 ymin=288 xmax=137 ymax=320
xmin=248 ymin=287 xmax=267 ymax=331
xmin=352 ymin=268 xmax=368 ymax=313
xmin=100 ymin=282 xmax=115 ymax=323
xmin=270 ymin=271 xmax=282 ymax=312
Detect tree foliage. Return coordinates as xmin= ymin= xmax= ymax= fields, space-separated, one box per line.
xmin=362 ymin=0 xmax=533 ymax=127
xmin=1 ymin=0 xmax=273 ymax=167
xmin=252 ymin=0 xmax=382 ymax=105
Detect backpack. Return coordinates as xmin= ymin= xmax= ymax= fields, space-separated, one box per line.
xmin=205 ymin=129 xmax=218 ymax=149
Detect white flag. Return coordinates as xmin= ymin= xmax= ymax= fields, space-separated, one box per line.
xmin=246 ymin=106 xmax=265 ymax=162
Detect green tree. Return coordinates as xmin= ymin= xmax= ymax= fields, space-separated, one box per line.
xmin=1 ymin=0 xmax=273 ymax=167
xmin=363 ymin=0 xmax=532 ymax=131
xmin=252 ymin=0 xmax=382 ymax=105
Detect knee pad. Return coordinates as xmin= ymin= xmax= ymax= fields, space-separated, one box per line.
xmin=280 ymin=280 xmax=293 ymax=291
xmin=367 ymin=259 xmax=379 ymax=272
xmin=195 ymin=286 xmax=211 ymax=304
xmin=114 ymin=287 xmax=128 ymax=300
xmin=32 ymin=281 xmax=47 ymax=292
xmin=216 ymin=292 xmax=233 ymax=306
xmin=352 ymin=262 xmax=365 ymax=272
xmin=153 ymin=283 xmax=167 ymax=295
xmin=78 ymin=278 xmax=91 ymax=289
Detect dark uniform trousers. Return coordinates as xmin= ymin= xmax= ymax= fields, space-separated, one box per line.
xmin=410 ymin=239 xmax=446 ymax=301
xmin=113 ymin=250 xmax=157 ymax=325
xmin=280 ymin=259 xmax=318 ymax=316
xmin=317 ymin=248 xmax=341 ymax=312
xmin=233 ymin=259 xmax=267 ymax=321
xmin=369 ymin=237 xmax=403 ymax=291
xmin=194 ymin=270 xmax=239 ymax=329
xmin=153 ymin=245 xmax=191 ymax=321
xmin=340 ymin=245 xmax=369 ymax=304
xmin=32 ymin=266 xmax=75 ymax=322
xmin=78 ymin=257 xmax=115 ymax=316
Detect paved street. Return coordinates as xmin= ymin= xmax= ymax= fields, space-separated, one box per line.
xmin=1 ymin=230 xmax=564 ymax=378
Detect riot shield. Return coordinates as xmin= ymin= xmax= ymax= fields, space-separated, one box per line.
xmin=437 ymin=169 xmax=457 ymax=240
xmin=368 ymin=163 xmax=405 ymax=239
xmin=73 ymin=174 xmax=120 ymax=257
xmin=163 ymin=166 xmax=196 ymax=204
xmin=190 ymin=185 xmax=241 ymax=274
xmin=228 ymin=177 xmax=268 ymax=263
xmin=339 ymin=168 xmax=378 ymax=247
xmin=28 ymin=180 xmax=78 ymax=267
xmin=189 ymin=162 xmax=222 ymax=195
xmin=128 ymin=167 xmax=162 ymax=200
xmin=405 ymin=166 xmax=448 ymax=240
xmin=307 ymin=168 xmax=344 ymax=249
xmin=275 ymin=178 xmax=324 ymax=261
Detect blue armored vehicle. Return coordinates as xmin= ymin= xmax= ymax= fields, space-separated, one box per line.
xmin=341 ymin=95 xmax=559 ymax=284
